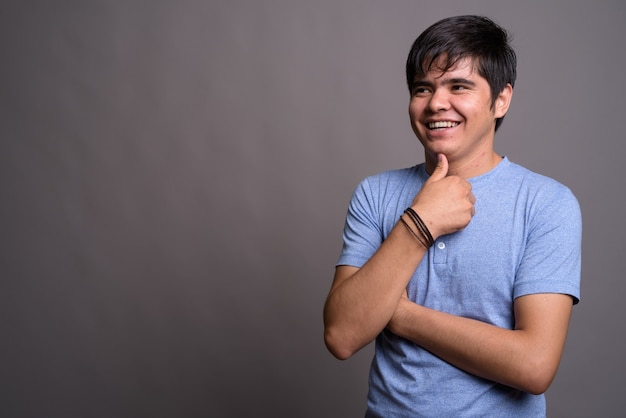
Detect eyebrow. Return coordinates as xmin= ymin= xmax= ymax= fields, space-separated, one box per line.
xmin=412 ymin=77 xmax=477 ymax=88
xmin=446 ymin=78 xmax=477 ymax=86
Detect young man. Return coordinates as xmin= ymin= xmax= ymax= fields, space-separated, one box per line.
xmin=323 ymin=15 xmax=581 ymax=417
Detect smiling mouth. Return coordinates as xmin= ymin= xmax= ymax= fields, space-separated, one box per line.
xmin=428 ymin=121 xmax=460 ymax=130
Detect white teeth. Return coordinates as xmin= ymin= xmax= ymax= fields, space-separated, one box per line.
xmin=429 ymin=121 xmax=459 ymax=129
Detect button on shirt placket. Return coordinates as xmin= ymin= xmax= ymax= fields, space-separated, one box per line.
xmin=434 ymin=240 xmax=448 ymax=264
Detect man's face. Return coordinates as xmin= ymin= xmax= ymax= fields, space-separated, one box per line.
xmin=408 ymin=57 xmax=510 ymax=167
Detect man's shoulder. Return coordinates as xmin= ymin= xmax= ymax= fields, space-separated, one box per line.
xmin=504 ymin=159 xmax=574 ymax=194
xmin=501 ymin=160 xmax=580 ymax=213
xmin=349 ymin=164 xmax=426 ymax=209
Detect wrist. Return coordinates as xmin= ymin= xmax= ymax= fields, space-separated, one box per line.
xmin=410 ymin=205 xmax=442 ymax=241
xmin=403 ymin=207 xmax=435 ymax=247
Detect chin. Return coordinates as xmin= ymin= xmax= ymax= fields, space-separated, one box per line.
xmin=424 ymin=145 xmax=453 ymax=158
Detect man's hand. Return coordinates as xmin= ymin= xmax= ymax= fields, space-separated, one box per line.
xmin=325 ymin=156 xmax=474 ymax=360
xmin=411 ymin=154 xmax=475 ymax=240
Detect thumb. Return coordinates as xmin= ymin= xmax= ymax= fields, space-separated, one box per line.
xmin=428 ymin=153 xmax=448 ymax=181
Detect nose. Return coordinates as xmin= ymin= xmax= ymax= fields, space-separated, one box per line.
xmin=427 ymin=88 xmax=450 ymax=112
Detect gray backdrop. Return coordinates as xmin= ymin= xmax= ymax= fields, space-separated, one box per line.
xmin=1 ymin=1 xmax=624 ymax=417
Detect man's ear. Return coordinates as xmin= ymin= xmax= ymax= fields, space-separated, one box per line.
xmin=494 ymin=83 xmax=513 ymax=118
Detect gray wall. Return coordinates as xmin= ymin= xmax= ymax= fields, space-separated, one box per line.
xmin=1 ymin=1 xmax=624 ymax=417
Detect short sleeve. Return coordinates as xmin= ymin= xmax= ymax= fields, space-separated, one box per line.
xmin=514 ymin=184 xmax=582 ymax=304
xmin=337 ymin=178 xmax=384 ymax=268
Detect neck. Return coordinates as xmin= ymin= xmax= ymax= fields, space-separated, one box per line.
xmin=425 ymin=149 xmax=502 ymax=179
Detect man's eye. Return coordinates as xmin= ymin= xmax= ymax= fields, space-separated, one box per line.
xmin=452 ymin=85 xmax=467 ymax=91
xmin=412 ymin=87 xmax=430 ymax=96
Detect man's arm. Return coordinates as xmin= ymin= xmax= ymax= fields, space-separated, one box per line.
xmin=323 ymin=231 xmax=427 ymax=360
xmin=386 ymin=291 xmax=573 ymax=394
xmin=324 ymin=154 xmax=475 ymax=359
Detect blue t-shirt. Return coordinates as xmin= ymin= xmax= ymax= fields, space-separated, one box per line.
xmin=337 ymin=157 xmax=581 ymax=417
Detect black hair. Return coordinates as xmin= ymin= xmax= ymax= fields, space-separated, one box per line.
xmin=406 ymin=15 xmax=517 ymax=131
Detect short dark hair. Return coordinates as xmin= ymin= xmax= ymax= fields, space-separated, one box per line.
xmin=406 ymin=15 xmax=517 ymax=131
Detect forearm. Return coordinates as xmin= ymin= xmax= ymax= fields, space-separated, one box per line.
xmin=387 ymin=296 xmax=571 ymax=394
xmin=323 ymin=220 xmax=427 ymax=359
xmin=388 ymin=303 xmax=532 ymax=390
xmin=325 ymin=155 xmax=477 ymax=359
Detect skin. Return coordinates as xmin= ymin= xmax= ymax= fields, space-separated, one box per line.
xmin=409 ymin=57 xmax=509 ymax=179
xmin=323 ymin=57 xmax=573 ymax=395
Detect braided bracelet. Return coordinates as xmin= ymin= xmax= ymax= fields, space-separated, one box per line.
xmin=404 ymin=207 xmax=434 ymax=247
xmin=398 ymin=215 xmax=429 ymax=249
